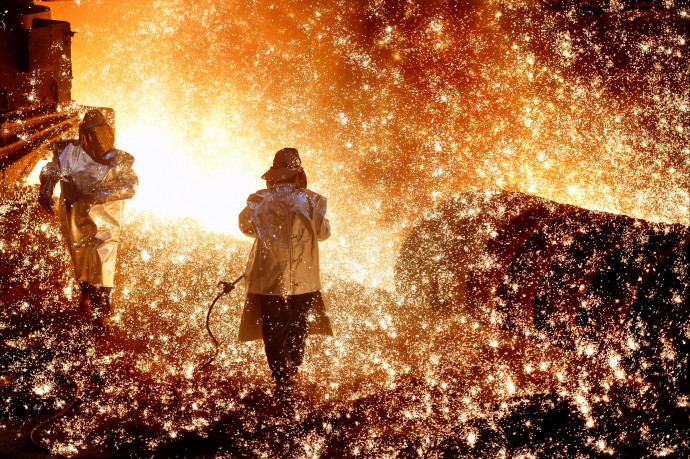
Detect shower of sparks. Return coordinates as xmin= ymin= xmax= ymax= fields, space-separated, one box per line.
xmin=5 ymin=199 xmax=686 ymax=457
xmin=45 ymin=0 xmax=690 ymax=287
xmin=2 ymin=0 xmax=689 ymax=457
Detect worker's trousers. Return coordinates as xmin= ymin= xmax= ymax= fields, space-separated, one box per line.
xmin=257 ymin=292 xmax=317 ymax=384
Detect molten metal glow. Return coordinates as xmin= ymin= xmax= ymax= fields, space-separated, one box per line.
xmin=4 ymin=0 xmax=688 ymax=457
xmin=46 ymin=0 xmax=688 ymax=289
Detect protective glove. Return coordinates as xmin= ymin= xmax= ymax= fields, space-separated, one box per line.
xmin=38 ymin=192 xmax=55 ymax=215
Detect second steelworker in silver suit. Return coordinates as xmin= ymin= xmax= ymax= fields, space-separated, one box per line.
xmin=38 ymin=109 xmax=138 ymax=330
xmin=238 ymin=147 xmax=332 ymax=387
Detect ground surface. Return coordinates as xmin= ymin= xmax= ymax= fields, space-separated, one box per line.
xmin=1 ymin=188 xmax=689 ymax=458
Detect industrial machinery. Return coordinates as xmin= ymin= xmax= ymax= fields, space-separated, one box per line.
xmin=0 ymin=0 xmax=112 ymax=199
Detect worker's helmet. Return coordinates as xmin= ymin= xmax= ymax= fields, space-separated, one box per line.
xmin=261 ymin=147 xmax=304 ymax=182
xmin=79 ymin=109 xmax=115 ymax=162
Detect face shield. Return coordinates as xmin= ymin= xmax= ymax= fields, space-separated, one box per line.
xmin=79 ymin=123 xmax=115 ymax=163
xmin=78 ymin=110 xmax=115 ymax=163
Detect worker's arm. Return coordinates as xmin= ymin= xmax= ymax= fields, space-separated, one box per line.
xmin=88 ymin=150 xmax=138 ymax=204
xmin=239 ymin=206 xmax=256 ymax=237
xmin=37 ymin=142 xmax=68 ymax=214
xmin=313 ymin=196 xmax=330 ymax=242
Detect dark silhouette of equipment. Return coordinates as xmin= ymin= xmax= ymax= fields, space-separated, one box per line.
xmin=0 ymin=0 xmax=112 ymax=199
xmin=396 ymin=189 xmax=689 ymax=386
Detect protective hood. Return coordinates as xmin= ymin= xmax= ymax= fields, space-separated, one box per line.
xmin=79 ymin=109 xmax=115 ymax=163
xmin=261 ymin=147 xmax=305 ymax=183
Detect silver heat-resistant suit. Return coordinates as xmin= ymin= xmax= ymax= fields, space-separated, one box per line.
xmin=39 ymin=110 xmax=137 ymax=328
xmin=237 ymin=147 xmax=332 ymax=385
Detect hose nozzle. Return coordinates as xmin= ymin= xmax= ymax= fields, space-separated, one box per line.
xmin=218 ymin=274 xmax=245 ymax=293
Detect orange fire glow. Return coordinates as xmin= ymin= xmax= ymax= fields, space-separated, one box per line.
xmin=4 ymin=1 xmax=688 ymax=457
xmin=45 ymin=0 xmax=688 ymax=289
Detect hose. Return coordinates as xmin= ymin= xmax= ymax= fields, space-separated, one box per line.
xmin=171 ymin=273 xmax=244 ymax=420
xmin=0 ymin=367 xmax=80 ymax=457
xmin=197 ymin=274 xmax=245 ymax=372
xmin=9 ymin=274 xmax=244 ymax=457
xmin=30 ymin=378 xmax=81 ymax=453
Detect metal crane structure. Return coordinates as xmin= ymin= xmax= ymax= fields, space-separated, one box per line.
xmin=0 ymin=0 xmax=112 ymax=199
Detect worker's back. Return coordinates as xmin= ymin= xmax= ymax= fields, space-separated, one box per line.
xmin=239 ymin=183 xmax=330 ymax=296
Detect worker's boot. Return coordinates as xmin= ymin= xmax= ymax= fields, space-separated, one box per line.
xmin=89 ymin=286 xmax=112 ymax=331
xmin=77 ymin=282 xmax=93 ymax=323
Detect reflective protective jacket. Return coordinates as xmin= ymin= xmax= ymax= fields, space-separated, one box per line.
xmin=237 ymin=184 xmax=332 ymax=341
xmin=40 ymin=142 xmax=138 ymax=287
xmin=239 ymin=183 xmax=330 ymax=295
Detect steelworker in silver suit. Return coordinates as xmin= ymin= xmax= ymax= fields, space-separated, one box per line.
xmin=38 ymin=109 xmax=138 ymax=330
xmin=238 ymin=147 xmax=332 ymax=387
